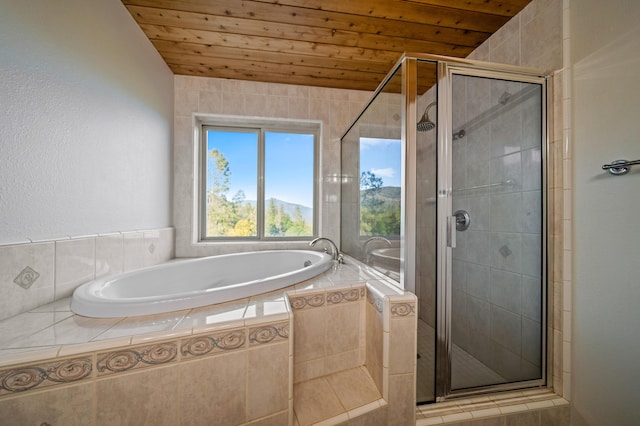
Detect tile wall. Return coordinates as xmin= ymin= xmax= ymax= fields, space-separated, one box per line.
xmin=466 ymin=0 xmax=569 ymax=399
xmin=0 ymin=228 xmax=175 ymax=321
xmin=173 ymin=76 xmax=372 ymax=258
xmin=0 ymin=318 xmax=292 ymax=425
xmin=0 ymin=261 xmax=419 ymax=426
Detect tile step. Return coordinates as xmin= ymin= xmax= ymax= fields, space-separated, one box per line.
xmin=293 ymin=366 xmax=386 ymax=426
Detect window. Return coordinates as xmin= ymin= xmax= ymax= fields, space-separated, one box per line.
xmin=199 ymin=120 xmax=318 ymax=241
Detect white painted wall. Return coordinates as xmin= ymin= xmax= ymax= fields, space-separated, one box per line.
xmin=571 ymin=1 xmax=640 ymax=425
xmin=0 ymin=0 xmax=174 ymax=242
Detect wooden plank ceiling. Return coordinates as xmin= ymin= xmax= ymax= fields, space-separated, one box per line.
xmin=122 ymin=0 xmax=533 ymax=92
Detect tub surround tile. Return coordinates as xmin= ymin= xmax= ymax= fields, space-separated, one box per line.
xmin=179 ymin=351 xmax=247 ymax=426
xmin=0 ymin=256 xmax=412 ymax=426
xmin=249 ymin=321 xmax=289 ymax=346
xmin=91 ymin=310 xmax=189 ymax=342
xmin=95 ymin=234 xmax=124 ymax=278
xmin=180 ymin=327 xmax=247 ymax=360
xmin=0 ymin=311 xmax=73 ymax=348
xmin=247 ymin=341 xmax=290 ymax=420
xmin=122 ymin=231 xmax=146 ymax=272
xmin=294 ymin=377 xmax=345 ymax=426
xmin=97 ymin=341 xmax=178 ymax=376
xmin=0 ymin=356 xmax=92 ymax=396
xmin=0 ymin=346 xmax=62 ymax=369
xmin=325 ymin=366 xmax=381 ymax=411
xmin=29 ymin=296 xmax=72 ymax=313
xmin=55 ymin=238 xmax=96 ymax=299
xmin=0 ymin=381 xmax=93 ymax=425
xmin=1 ymin=227 xmax=176 ymax=321
xmin=0 ymin=242 xmax=55 ymax=321
xmin=181 ymin=299 xmax=248 ymax=332
xmin=95 ymin=365 xmax=179 ymax=426
xmin=8 ymin=315 xmax=120 ymax=349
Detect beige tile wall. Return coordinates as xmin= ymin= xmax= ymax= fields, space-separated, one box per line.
xmin=0 ymin=227 xmax=175 ymax=321
xmin=0 ymin=279 xmax=417 ymax=426
xmin=173 ymin=76 xmax=372 ymax=258
xmin=0 ymin=317 xmax=292 ymax=426
xmin=467 ymin=0 xmax=569 ymax=401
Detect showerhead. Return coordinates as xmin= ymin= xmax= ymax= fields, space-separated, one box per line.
xmin=417 ymin=102 xmax=436 ymax=132
xmin=417 ymin=119 xmax=436 ymax=132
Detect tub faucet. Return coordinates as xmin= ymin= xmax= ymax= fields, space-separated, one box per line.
xmin=363 ymin=236 xmax=392 ymax=264
xmin=309 ymin=237 xmax=344 ymax=264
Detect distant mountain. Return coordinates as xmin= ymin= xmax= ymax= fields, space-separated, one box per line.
xmin=243 ymin=198 xmax=313 ymax=223
xmin=361 ymin=186 xmax=401 ymax=202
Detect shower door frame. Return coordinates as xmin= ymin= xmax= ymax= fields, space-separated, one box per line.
xmin=433 ymin=60 xmax=549 ymax=400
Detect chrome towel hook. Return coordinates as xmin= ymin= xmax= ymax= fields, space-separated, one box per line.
xmin=602 ymin=159 xmax=640 ymax=176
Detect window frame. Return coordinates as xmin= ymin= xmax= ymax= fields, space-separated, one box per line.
xmin=196 ymin=116 xmax=320 ymax=242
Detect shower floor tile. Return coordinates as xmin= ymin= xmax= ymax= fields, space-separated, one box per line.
xmin=416 ymin=319 xmax=505 ymax=403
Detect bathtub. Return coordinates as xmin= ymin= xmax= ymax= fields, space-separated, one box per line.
xmin=71 ymin=250 xmax=332 ymax=318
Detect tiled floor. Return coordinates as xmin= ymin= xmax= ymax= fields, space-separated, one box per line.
xmin=293 ymin=366 xmax=383 ymax=425
xmin=416 ymin=319 xmax=504 ymax=403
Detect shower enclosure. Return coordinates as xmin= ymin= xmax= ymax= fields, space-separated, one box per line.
xmin=340 ymin=54 xmax=547 ymax=402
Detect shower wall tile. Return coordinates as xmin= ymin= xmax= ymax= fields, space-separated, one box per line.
xmin=522 ymin=191 xmax=542 ymax=234
xmin=521 ymin=234 xmax=542 ymax=278
xmin=491 ymin=232 xmax=523 ymax=274
xmin=55 ymin=238 xmax=95 ymax=299
xmin=490 ymin=269 xmax=523 ymax=314
xmin=0 ymin=242 xmax=55 ymax=321
xmin=466 ymin=263 xmax=490 ymax=300
xmin=490 ymin=306 xmax=522 ymax=354
xmin=521 ymin=0 xmax=563 ymax=71
xmin=491 ymin=193 xmax=523 ymax=233
xmin=465 ymin=231 xmax=492 ymax=266
xmin=522 ymin=317 xmax=542 ymax=366
xmin=522 ymin=276 xmax=543 ymax=322
xmin=95 ymin=234 xmax=123 ymax=279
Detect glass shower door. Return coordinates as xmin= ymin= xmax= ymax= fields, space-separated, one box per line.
xmin=447 ymin=72 xmax=545 ymax=392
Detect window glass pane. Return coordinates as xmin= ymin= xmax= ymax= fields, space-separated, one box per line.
xmin=205 ymin=129 xmax=258 ymax=237
xmin=264 ymin=132 xmax=314 ymax=237
xmin=359 ymin=137 xmax=402 ymax=237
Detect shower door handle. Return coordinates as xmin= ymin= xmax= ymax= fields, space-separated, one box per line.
xmin=447 ymin=216 xmax=457 ymax=248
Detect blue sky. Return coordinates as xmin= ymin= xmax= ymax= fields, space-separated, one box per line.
xmin=207 ymin=132 xmax=401 ymax=208
xmin=207 ymin=130 xmax=314 ymax=208
xmin=360 ymin=137 xmax=402 ymax=188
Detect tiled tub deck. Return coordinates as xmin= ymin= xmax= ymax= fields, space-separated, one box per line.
xmin=0 ymin=257 xmax=418 ymax=426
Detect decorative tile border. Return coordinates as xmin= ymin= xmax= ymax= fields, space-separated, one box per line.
xmin=181 ymin=328 xmax=246 ymax=360
xmin=326 ymin=288 xmax=360 ymax=305
xmin=289 ymin=293 xmax=325 ymax=310
xmin=249 ymin=321 xmax=289 ymax=346
xmin=290 ymin=286 xmax=366 ymax=310
xmin=0 ymin=357 xmax=92 ymax=396
xmin=97 ymin=342 xmax=177 ymax=376
xmin=390 ymin=302 xmax=416 ymax=317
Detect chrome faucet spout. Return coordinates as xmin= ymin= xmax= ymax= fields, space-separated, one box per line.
xmin=309 ymin=237 xmax=343 ymax=263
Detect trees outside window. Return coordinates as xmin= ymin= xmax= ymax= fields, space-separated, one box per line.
xmin=201 ymin=124 xmax=317 ymax=240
